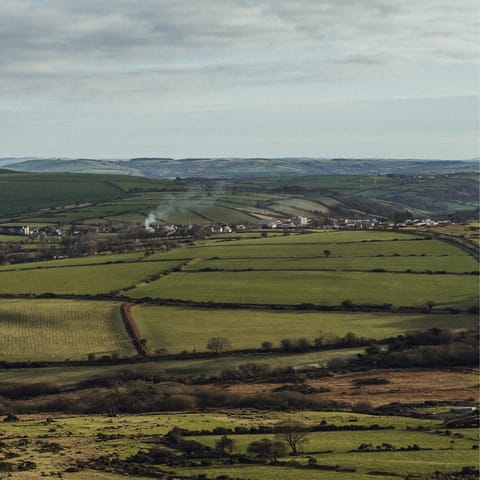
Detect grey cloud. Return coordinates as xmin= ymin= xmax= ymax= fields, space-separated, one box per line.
xmin=0 ymin=0 xmax=477 ymax=101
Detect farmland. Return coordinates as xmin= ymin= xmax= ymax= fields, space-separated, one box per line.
xmin=0 ymin=171 xmax=478 ymax=228
xmin=133 ymin=305 xmax=477 ymax=354
xmin=130 ymin=269 xmax=477 ymax=307
xmin=0 ymin=168 xmax=478 ymax=480
xmin=0 ymin=299 xmax=134 ymax=361
xmin=0 ymin=260 xmax=184 ymax=295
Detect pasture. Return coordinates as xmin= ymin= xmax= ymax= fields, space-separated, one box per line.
xmin=0 ymin=260 xmax=184 ymax=295
xmin=0 ymin=299 xmax=135 ymax=361
xmin=0 ymin=251 xmax=145 ymax=272
xmin=187 ymin=254 xmax=478 ymax=273
xmin=0 ymin=411 xmax=476 ymax=480
xmin=129 ymin=270 xmax=477 ymax=308
xmin=135 ymin=231 xmax=478 ymax=309
xmin=0 ymin=173 xmax=127 ymax=216
xmin=132 ymin=305 xmax=477 ymax=353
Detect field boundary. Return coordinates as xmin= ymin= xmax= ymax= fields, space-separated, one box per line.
xmin=120 ymin=303 xmax=152 ymax=357
xmin=0 ymin=292 xmax=475 ymax=313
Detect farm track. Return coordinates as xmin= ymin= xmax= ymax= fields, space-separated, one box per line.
xmin=431 ymin=233 xmax=479 ymax=259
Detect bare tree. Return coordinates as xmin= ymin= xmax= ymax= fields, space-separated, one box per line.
xmin=275 ymin=420 xmax=310 ymax=455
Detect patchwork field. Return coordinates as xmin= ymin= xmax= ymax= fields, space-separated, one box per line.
xmin=128 ymin=231 xmax=478 ymax=309
xmin=0 ymin=229 xmax=476 ymax=366
xmin=0 ymin=299 xmax=135 ymax=361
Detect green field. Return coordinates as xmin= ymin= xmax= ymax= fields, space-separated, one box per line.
xmin=0 ymin=260 xmax=184 ymax=295
xmin=0 ymin=299 xmax=135 ymax=361
xmin=130 ymin=232 xmax=478 ymax=308
xmin=187 ymin=254 xmax=478 ymax=273
xmin=129 ymin=270 xmax=477 ymax=308
xmin=132 ymin=305 xmax=477 ymax=353
xmin=169 ymin=239 xmax=468 ymax=259
xmin=0 ymin=252 xmax=145 ymax=272
xmin=0 ymin=173 xmax=127 ymax=216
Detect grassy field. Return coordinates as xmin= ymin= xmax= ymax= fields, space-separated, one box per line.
xmin=0 ymin=252 xmax=146 ymax=272
xmin=187 ymin=254 xmax=478 ymax=273
xmin=132 ymin=305 xmax=477 ymax=353
xmin=0 ymin=411 xmax=476 ymax=480
xmin=130 ymin=231 xmax=478 ymax=308
xmin=0 ymin=260 xmax=184 ymax=295
xmin=171 ymin=239 xmax=469 ymax=259
xmin=129 ymin=270 xmax=477 ymax=308
xmin=0 ymin=173 xmax=129 ymax=216
xmin=0 ymin=299 xmax=135 ymax=361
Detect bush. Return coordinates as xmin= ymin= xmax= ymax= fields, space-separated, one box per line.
xmin=352 ymin=400 xmax=374 ymax=413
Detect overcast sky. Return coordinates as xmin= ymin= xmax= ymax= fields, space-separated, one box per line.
xmin=1 ymin=0 xmax=478 ymax=159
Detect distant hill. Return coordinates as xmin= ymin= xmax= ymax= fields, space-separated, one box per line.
xmin=0 ymin=170 xmax=477 ymax=224
xmin=5 ymin=157 xmax=478 ymax=179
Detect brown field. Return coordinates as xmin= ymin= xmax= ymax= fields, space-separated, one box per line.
xmin=226 ymin=368 xmax=479 ymax=407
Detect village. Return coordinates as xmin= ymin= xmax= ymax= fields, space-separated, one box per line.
xmin=0 ymin=215 xmax=457 ymax=239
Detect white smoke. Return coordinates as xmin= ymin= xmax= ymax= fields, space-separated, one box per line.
xmin=144 ymin=182 xmax=227 ymax=229
xmin=144 ymin=212 xmax=157 ymax=229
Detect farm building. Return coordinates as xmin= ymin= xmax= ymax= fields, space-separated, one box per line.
xmin=0 ymin=225 xmax=30 ymax=236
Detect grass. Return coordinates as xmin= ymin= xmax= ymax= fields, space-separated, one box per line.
xmin=152 ymin=238 xmax=469 ymax=261
xmin=0 ymin=299 xmax=135 ymax=361
xmin=2 ymin=410 xmax=475 ymax=480
xmin=132 ymin=305 xmax=477 ymax=353
xmin=0 ymin=260 xmax=183 ymax=295
xmin=0 ymin=234 xmax=26 ymax=242
xmin=129 ymin=270 xmax=478 ymax=308
xmin=0 ymin=173 xmax=127 ymax=216
xmin=188 ymin=254 xmax=478 ymax=273
xmin=0 ymin=252 xmax=146 ymax=271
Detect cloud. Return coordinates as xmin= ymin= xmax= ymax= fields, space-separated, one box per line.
xmin=0 ymin=0 xmax=478 ymax=161
xmin=0 ymin=1 xmax=477 ymax=89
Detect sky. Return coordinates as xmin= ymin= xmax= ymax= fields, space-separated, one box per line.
xmin=0 ymin=0 xmax=478 ymax=159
